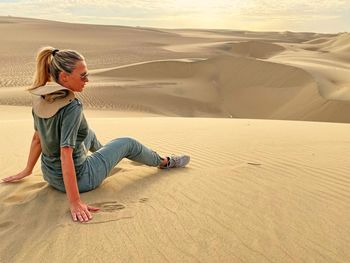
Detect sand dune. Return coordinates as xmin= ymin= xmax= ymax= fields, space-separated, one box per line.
xmin=268 ymin=34 xmax=350 ymax=110
xmin=303 ymin=36 xmax=334 ymax=45
xmin=321 ymin=33 xmax=350 ymax=53
xmin=1 ymin=53 xmax=350 ymax=121
xmin=302 ymin=33 xmax=350 ymax=53
xmin=164 ymin=40 xmax=285 ymax=59
xmin=169 ymin=29 xmax=333 ymax=43
xmin=1 ymin=17 xmax=349 ymax=122
xmin=87 ymin=56 xmax=316 ymax=118
xmin=1 ymin=107 xmax=350 ymax=262
xmin=1 ymin=16 xmax=350 ymax=122
xmin=1 ymin=17 xmax=350 ymax=262
xmin=78 ymin=54 xmax=350 ymax=122
xmin=226 ymin=41 xmax=285 ymax=58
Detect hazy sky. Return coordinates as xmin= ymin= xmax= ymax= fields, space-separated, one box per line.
xmin=0 ymin=0 xmax=349 ymax=33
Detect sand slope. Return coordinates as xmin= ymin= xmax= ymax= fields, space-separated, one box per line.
xmin=227 ymin=41 xmax=285 ymax=58
xmin=303 ymin=33 xmax=350 ymax=53
xmin=87 ymin=56 xmax=316 ymax=119
xmin=0 ymin=106 xmax=350 ymax=262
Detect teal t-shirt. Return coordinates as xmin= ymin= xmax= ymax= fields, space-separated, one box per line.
xmin=32 ymin=98 xmax=89 ymax=188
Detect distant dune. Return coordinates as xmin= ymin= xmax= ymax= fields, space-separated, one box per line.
xmin=85 ymin=56 xmax=316 ymax=119
xmin=303 ymin=33 xmax=350 ymax=53
xmin=226 ymin=41 xmax=285 ymax=58
xmin=0 ymin=16 xmax=349 ymax=122
xmin=321 ymin=33 xmax=350 ymax=53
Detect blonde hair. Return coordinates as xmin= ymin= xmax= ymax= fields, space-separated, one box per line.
xmin=29 ymin=46 xmax=84 ymax=90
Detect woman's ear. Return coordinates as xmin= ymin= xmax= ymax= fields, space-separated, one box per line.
xmin=59 ymin=71 xmax=68 ymax=83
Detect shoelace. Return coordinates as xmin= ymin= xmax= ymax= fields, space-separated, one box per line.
xmin=167 ymin=157 xmax=174 ymax=168
xmin=163 ymin=156 xmax=174 ymax=169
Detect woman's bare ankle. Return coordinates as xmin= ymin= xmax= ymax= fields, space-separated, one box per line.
xmin=160 ymin=157 xmax=169 ymax=167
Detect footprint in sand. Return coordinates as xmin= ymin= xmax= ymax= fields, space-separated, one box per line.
xmin=91 ymin=201 xmax=126 ymax=212
xmin=85 ymin=199 xmax=150 ymax=224
xmin=139 ymin=197 xmax=149 ymax=203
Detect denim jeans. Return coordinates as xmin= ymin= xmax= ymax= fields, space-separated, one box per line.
xmin=56 ymin=129 xmax=163 ymax=193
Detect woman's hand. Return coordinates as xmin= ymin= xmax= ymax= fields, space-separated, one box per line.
xmin=70 ymin=200 xmax=100 ymax=223
xmin=1 ymin=169 xmax=32 ymax=183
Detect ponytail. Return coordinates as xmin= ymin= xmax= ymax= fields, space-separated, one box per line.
xmin=29 ymin=46 xmax=54 ymax=90
xmin=29 ymin=46 xmax=84 ymax=90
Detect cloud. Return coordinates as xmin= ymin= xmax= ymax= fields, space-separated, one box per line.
xmin=0 ymin=0 xmax=349 ymax=32
xmin=1 ymin=0 xmax=240 ymax=16
xmin=240 ymin=0 xmax=349 ymax=16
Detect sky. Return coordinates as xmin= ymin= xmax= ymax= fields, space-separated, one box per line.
xmin=0 ymin=0 xmax=349 ymax=33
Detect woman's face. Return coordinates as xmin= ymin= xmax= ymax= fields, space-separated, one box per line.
xmin=59 ymin=60 xmax=89 ymax=92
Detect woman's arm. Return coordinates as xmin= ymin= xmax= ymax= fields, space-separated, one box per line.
xmin=60 ymin=147 xmax=99 ymax=223
xmin=26 ymin=131 xmax=42 ymax=172
xmin=2 ymin=131 xmax=42 ymax=183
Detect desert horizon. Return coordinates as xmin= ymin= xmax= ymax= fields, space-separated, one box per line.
xmin=0 ymin=15 xmax=350 ymax=263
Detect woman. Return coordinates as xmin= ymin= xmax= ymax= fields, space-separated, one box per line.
xmin=1 ymin=47 xmax=190 ymax=223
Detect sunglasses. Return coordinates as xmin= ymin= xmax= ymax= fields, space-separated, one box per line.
xmin=80 ymin=72 xmax=89 ymax=81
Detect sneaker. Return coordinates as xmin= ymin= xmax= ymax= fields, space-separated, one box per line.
xmin=159 ymin=155 xmax=190 ymax=169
